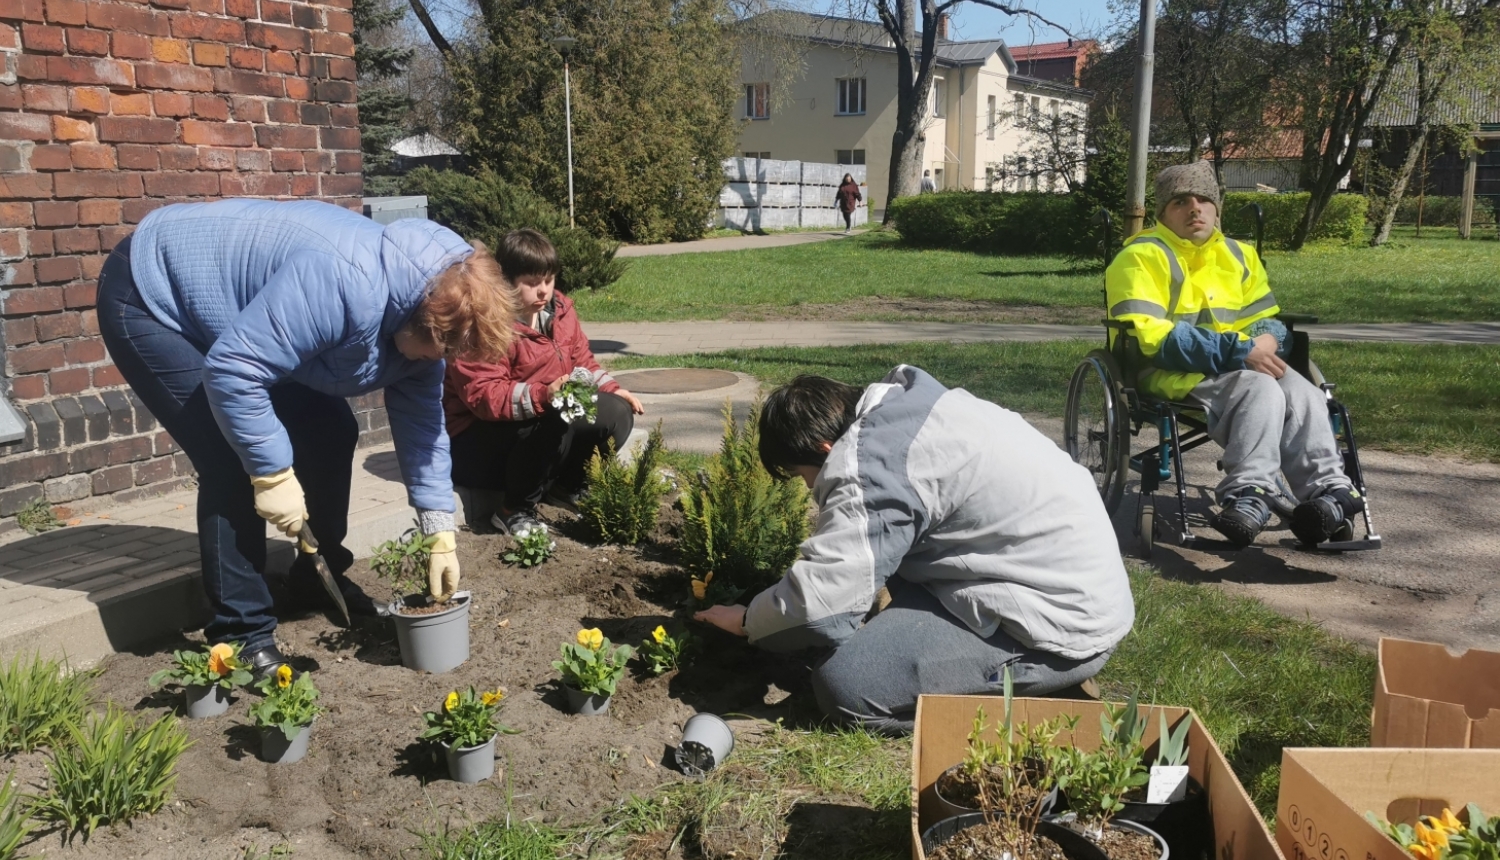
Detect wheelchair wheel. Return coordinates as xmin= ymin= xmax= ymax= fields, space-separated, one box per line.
xmin=1066 ymin=349 xmax=1129 ymax=515
xmin=1139 ymin=499 xmax=1155 ymax=559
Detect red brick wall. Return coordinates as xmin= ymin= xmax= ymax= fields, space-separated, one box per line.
xmin=0 ymin=0 xmax=367 ymax=519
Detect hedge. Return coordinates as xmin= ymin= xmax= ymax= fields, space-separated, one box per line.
xmin=1386 ymin=195 xmax=1497 ymax=228
xmin=887 ymin=191 xmax=1079 ymax=255
xmin=1221 ymin=192 xmax=1367 ymax=249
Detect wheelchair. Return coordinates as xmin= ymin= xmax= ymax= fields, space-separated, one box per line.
xmin=1063 ymin=207 xmax=1381 ymax=557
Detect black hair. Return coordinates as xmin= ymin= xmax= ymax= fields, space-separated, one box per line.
xmin=758 ymin=375 xmax=863 ymax=479
xmin=497 ymin=228 xmax=560 ymax=281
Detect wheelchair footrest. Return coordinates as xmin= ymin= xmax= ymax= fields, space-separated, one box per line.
xmin=1181 ymin=534 xmax=1246 ymax=552
xmin=1315 ymin=536 xmax=1382 ymax=552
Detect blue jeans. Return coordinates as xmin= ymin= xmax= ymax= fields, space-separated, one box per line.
xmin=96 ymin=237 xmax=358 ymax=652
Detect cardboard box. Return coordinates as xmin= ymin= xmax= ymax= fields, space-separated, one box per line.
xmin=1275 ymin=748 xmax=1500 ymax=860
xmin=910 ymin=695 xmax=1284 ymax=860
xmin=1372 ymin=638 xmax=1500 ymax=748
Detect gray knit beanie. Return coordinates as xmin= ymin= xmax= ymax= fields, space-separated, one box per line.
xmin=1154 ymin=160 xmax=1220 ymax=219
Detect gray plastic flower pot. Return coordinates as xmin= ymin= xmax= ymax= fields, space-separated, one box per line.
xmin=563 ymin=685 xmax=611 ymax=716
xmin=259 ymin=721 xmax=314 ymax=765
xmin=1111 ymin=819 xmax=1171 ymax=860
xmin=386 ymin=591 xmax=471 ymax=674
xmin=932 ymin=762 xmax=1059 ymax=821
xmin=444 ymin=736 xmax=497 ymax=784
xmin=183 ymin=683 xmax=230 ymax=719
xmin=675 ymin=713 xmax=734 ymax=778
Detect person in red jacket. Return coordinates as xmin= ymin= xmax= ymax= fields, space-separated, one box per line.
xmin=444 ymin=229 xmax=645 ymax=534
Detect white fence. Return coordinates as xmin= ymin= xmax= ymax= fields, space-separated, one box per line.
xmin=718 ymin=158 xmax=869 ymax=230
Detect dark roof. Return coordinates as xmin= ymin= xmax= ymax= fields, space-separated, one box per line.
xmin=935 ymin=39 xmax=1007 ymax=65
xmin=1368 ymin=61 xmax=1500 ymax=127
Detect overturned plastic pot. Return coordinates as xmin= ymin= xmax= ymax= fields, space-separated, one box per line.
xmin=563 ymin=685 xmax=611 ymax=716
xmin=384 ymin=591 xmax=471 ymax=674
xmin=921 ymin=814 xmax=1108 ymax=860
xmin=675 ymin=713 xmax=734 ymax=778
xmin=259 ymin=720 xmax=314 ymax=765
xmin=183 ymin=683 xmax=230 ymax=719
xmin=444 ymin=736 xmax=496 ymax=784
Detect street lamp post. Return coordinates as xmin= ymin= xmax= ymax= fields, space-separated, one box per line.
xmin=551 ymin=34 xmax=578 ymax=229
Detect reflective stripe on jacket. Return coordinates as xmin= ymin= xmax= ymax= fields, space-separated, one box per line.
xmin=1104 ymin=224 xmax=1278 ymax=401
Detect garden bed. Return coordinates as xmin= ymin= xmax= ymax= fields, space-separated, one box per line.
xmin=7 ymin=508 xmax=823 ymax=859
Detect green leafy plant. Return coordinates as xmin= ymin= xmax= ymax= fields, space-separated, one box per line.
xmin=679 ymin=401 xmax=810 ymax=599
xmin=553 ymin=628 xmax=634 ymax=697
xmin=370 ymin=525 xmax=437 ymax=598
xmin=420 ymin=687 xmax=520 ymax=749
xmin=1369 ymin=804 xmax=1500 ymax=860
xmin=638 ymin=625 xmax=691 ymax=676
xmin=502 ymin=523 xmax=555 ymax=568
xmin=579 ymin=423 xmax=671 ymax=545
xmin=0 ymin=653 xmax=93 ymax=753
xmin=148 ymin=642 xmax=253 ymax=691
xmin=29 ymin=706 xmax=191 ymax=841
xmin=248 ymin=666 xmax=323 ymax=741
xmin=1100 ymin=693 xmax=1148 ymax=763
xmin=0 ymin=770 xmax=32 ymax=860
xmin=15 ymin=498 xmax=63 ymax=535
xmin=1154 ymin=711 xmax=1192 ymax=768
xmin=551 ymin=369 xmax=599 ymax=422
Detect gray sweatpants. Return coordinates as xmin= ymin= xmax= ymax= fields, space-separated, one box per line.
xmin=810 ymin=575 xmax=1113 ymax=735
xmin=1190 ymin=369 xmax=1352 ymax=504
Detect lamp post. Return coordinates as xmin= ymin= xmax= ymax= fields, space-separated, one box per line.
xmin=1124 ymin=0 xmax=1157 ymax=238
xmin=551 ymin=33 xmax=578 ymax=229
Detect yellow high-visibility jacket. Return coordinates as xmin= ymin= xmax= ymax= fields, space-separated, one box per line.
xmin=1104 ymin=224 xmax=1279 ymax=401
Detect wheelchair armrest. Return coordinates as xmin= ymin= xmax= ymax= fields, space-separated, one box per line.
xmin=1278 ymin=313 xmax=1319 ymax=325
xmin=1104 ymin=319 xmax=1137 ymax=332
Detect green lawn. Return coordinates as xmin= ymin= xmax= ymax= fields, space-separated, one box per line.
xmin=575 ymin=229 xmax=1500 ymax=324
xmin=607 ymin=340 xmax=1500 ymax=463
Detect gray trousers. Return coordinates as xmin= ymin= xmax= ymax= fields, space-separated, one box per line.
xmin=1191 ymin=369 xmax=1352 ymax=504
xmin=810 ymin=575 xmax=1113 ymax=735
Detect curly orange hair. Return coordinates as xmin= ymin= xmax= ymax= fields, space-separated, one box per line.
xmin=411 ymin=241 xmax=518 ymax=363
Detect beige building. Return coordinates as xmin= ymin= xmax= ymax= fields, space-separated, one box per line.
xmin=737 ymin=13 xmax=1093 ymax=212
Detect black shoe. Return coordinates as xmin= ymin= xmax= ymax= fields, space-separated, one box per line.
xmin=243 ymin=644 xmax=289 ymax=683
xmin=543 ymin=484 xmax=585 ymax=515
xmin=1213 ymin=488 xmax=1272 ymax=548
xmin=1291 ymin=486 xmax=1365 ymax=546
xmin=280 ymin=563 xmax=379 ymax=620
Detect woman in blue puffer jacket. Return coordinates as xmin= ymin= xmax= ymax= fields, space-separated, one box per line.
xmin=97 ymin=198 xmax=516 ymax=680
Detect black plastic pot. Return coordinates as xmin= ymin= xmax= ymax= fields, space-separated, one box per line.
xmin=921 ymin=814 xmax=1109 ymax=860
xmin=932 ymin=762 xmax=1060 ymax=822
xmin=1114 ymin=777 xmax=1208 ymax=860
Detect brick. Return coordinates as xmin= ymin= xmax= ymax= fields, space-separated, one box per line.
xmin=334 ymin=150 xmax=360 ymax=173
xmin=328 ymin=57 xmax=355 ymax=81
xmin=33 ymin=200 xmax=76 ymax=227
xmin=64 ymin=337 xmax=104 ymax=365
xmin=107 ymin=93 xmax=149 ymax=116
xmin=92 ymin=465 xmax=132 ymax=494
xmin=315 ymin=78 xmax=357 ymax=104
xmin=186 ymin=0 xmax=221 ymax=13
xmin=266 ymin=99 xmax=298 ymax=123
xmin=319 ymin=125 xmax=359 ymax=150
xmin=0 ymin=452 xmax=63 ymax=486
xmin=17 ymin=54 xmax=48 ymax=80
xmin=254 ymin=123 xmax=316 ymax=149
xmin=135 ymin=62 xmax=213 ymax=91
xmin=79 ymin=394 xmax=109 ymax=440
xmin=0 ymin=112 xmax=52 ymax=141
xmin=79 ymin=253 xmax=104 ymax=280
xmin=0 ymin=202 xmax=32 ymax=228
xmin=0 ymin=23 xmax=14 ymax=48
xmin=69 ymin=142 xmax=116 ymax=170
xmin=27 ymin=402 xmax=62 ymax=448
xmin=21 ymin=22 xmax=65 ymax=53
xmin=116 ymin=143 xmax=158 ymax=170
xmin=192 ymin=42 xmax=226 ymax=66
xmin=0 ymin=228 xmax=28 ymax=258
xmin=3 ymin=0 xmax=43 ymax=18
xmin=35 ymin=256 xmax=81 ymax=283
xmin=99 ymin=225 xmax=130 ymax=249
xmin=108 ymin=435 xmax=152 ymax=464
xmin=143 ymin=171 xmax=218 ymax=196
xmin=168 ymin=12 xmax=241 ymax=41
xmin=10 ymin=374 xmax=46 ymax=400
xmin=122 ymin=199 xmax=165 ymax=224
xmin=47 ymin=56 xmax=133 ymax=87
xmin=36 ymin=314 xmax=79 ymax=343
xmin=68 ymin=85 xmax=109 ymax=113
xmin=0 ymin=142 xmax=26 ymax=171
xmin=70 ymin=441 xmax=109 ymax=471
xmin=195 ymin=146 xmax=233 ymax=170
xmin=213 ymin=68 xmax=283 ymax=97
xmin=21 ymin=83 xmax=67 ymax=110
xmin=259 ymin=0 xmax=289 ymax=22
xmin=228 ymin=46 xmax=262 ymax=70
xmin=53 ymin=226 xmax=98 ymax=253
xmin=153 ymin=430 xmax=177 ymax=454
xmin=296 ymin=53 xmax=312 ymax=76
xmin=234 ymin=148 xmax=268 ymax=171
xmin=292 ymin=3 xmax=319 ymax=28
xmin=98 ymin=115 xmax=177 ymax=144
xmin=321 ymin=174 xmax=362 ymax=196
xmin=53 ymin=171 xmax=127 ymax=198
xmin=289 ymin=173 xmax=318 ymax=197
xmin=298 ymin=102 xmax=329 ymax=126
xmin=8 ymin=342 xmax=64 ymax=374
xmin=269 ymin=149 xmax=301 ymax=171
xmin=325 ymin=7 xmax=352 ymax=32
xmin=221 ymin=173 xmax=289 ymax=196
xmin=281 ymin=76 xmax=309 ymax=100
xmin=110 ymin=31 xmax=150 ymax=59
xmin=4 ymin=317 xmax=36 ymax=345
xmin=230 ymin=96 xmax=265 ymax=122
xmin=312 ymin=30 xmax=354 ymax=57
xmin=265 ymin=49 xmax=295 ymax=74
xmin=64 ymin=26 xmax=107 ymax=54
xmin=51 ymin=115 xmax=94 ymax=141
xmin=86 ymin=3 xmax=168 ymax=36
xmin=133 ymin=456 xmax=174 ymax=485
xmin=179 ymin=119 xmax=250 ymax=146
xmin=48 ymin=366 xmax=89 ymax=394
xmin=0 ymin=85 xmax=20 ymax=111
xmin=246 ymin=21 xmax=306 ymax=51
xmin=158 ymin=145 xmax=196 ymax=169
xmin=151 ymin=91 xmax=191 ymax=116
xmin=5 ymin=261 xmax=35 ymax=285
xmin=150 ymin=36 xmax=189 ymax=63
xmin=302 ymin=148 xmax=331 ymax=172
xmin=92 ymin=363 xmax=124 ymax=387
xmin=152 ymin=0 xmax=192 ymax=8
xmin=28 ymin=144 xmax=71 ymax=170
xmin=223 ymin=0 xmax=252 ymax=16
xmin=0 ymin=486 xmax=45 ymax=518
xmin=191 ymin=94 xmax=227 ymax=120
xmin=77 ymin=197 xmax=119 ymax=224
xmin=62 ymin=279 xmax=94 ymax=306
xmin=45 ymin=0 xmax=85 ymax=24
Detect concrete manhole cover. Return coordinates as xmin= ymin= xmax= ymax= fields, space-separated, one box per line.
xmin=612 ymin=368 xmax=739 ymax=394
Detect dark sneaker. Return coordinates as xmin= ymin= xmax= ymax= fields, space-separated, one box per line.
xmin=1291 ymin=486 xmax=1365 ymax=546
xmin=543 ymin=484 xmax=585 ymax=515
xmin=1214 ymin=488 xmax=1272 ymax=548
xmin=491 ymin=508 xmax=544 ymax=536
xmin=243 ymin=643 xmax=289 ymax=683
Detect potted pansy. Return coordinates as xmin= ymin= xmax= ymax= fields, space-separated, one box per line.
xmin=639 ymin=625 xmax=691 ymax=676
xmin=420 ymin=686 xmax=519 ymax=784
xmin=248 ymin=665 xmax=323 ymax=765
xmin=551 ymin=368 xmax=599 ymax=422
xmin=149 ymin=641 xmax=253 ymax=718
xmin=553 ymin=627 xmax=633 ymax=716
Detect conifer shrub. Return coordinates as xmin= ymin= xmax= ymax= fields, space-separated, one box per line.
xmin=678 ymin=402 xmax=810 ymax=599
xmin=579 ymin=422 xmax=671 ymax=545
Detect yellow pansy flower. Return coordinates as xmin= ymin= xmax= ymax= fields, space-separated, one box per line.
xmin=1409 ymin=843 xmax=1437 ymax=860
xmin=208 ymin=643 xmax=235 ymax=677
xmin=444 ymin=691 xmax=459 ymax=711
xmin=1438 ymin=809 xmax=1464 ymax=833
xmin=1416 ymin=821 xmax=1449 ymax=851
xmin=276 ymin=664 xmax=292 ymax=689
xmin=481 ymin=689 xmax=504 ymax=706
xmin=691 ymin=571 xmax=713 ymax=600
xmin=577 ymin=628 xmax=603 ymax=650
xmin=652 ymin=626 xmax=668 ymax=644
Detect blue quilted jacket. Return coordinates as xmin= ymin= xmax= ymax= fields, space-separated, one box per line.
xmin=129 ymin=198 xmax=472 ymax=515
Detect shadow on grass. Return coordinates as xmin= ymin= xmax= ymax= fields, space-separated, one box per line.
xmin=1153 ymin=547 xmax=1337 ymax=586
xmin=780 ymin=801 xmax=908 ymax=860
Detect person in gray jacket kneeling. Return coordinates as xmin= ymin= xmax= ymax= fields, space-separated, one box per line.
xmin=693 ymin=366 xmax=1135 ymax=734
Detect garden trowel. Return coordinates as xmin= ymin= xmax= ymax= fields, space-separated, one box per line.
xmin=298 ymin=523 xmax=351 ymax=628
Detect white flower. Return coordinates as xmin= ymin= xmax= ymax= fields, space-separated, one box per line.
xmin=548 ymin=541 xmax=557 ymax=551
xmin=551 ymin=397 xmax=564 ymax=409
xmin=535 ymin=524 xmax=549 ymax=534
xmin=590 ymin=394 xmax=598 ymax=402
xmin=515 ymin=528 xmax=530 ymax=539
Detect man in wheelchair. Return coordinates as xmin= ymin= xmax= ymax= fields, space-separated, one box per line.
xmin=1105 ymin=161 xmax=1365 ymax=548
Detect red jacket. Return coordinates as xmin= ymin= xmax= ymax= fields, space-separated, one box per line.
xmin=443 ymin=292 xmax=619 ymax=436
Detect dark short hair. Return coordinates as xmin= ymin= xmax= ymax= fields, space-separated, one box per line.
xmin=497 ymin=228 xmax=560 ymax=281
xmin=758 ymin=375 xmax=863 ymax=479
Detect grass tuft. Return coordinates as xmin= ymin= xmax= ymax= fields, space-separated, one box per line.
xmin=15 ymin=499 xmax=64 ymax=536
xmin=0 ymin=771 xmax=32 ymax=860
xmin=419 ymin=819 xmax=569 ymax=859
xmin=0 ymin=653 xmax=95 ymax=754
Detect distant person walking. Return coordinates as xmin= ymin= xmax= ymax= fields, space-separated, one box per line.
xmin=837 ymin=173 xmax=863 ymax=234
xmin=921 ymin=170 xmax=937 ymax=194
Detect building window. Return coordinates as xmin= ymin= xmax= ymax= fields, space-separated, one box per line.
xmin=1013 ymin=93 xmax=1025 ymax=127
xmin=987 ymin=95 xmax=997 ymax=140
xmin=1030 ymin=96 xmax=1040 ymax=121
xmin=836 ymin=149 xmax=865 ymax=165
xmin=933 ymin=167 xmax=944 ymax=189
xmin=1049 ymin=99 xmax=1060 ymax=119
xmin=933 ymin=78 xmax=946 ymax=118
xmin=837 ymin=77 xmax=866 ymax=115
xmin=744 ymin=151 xmax=770 ymax=159
xmin=985 ymin=166 xmax=995 ymax=191
xmin=745 ymin=83 xmax=769 ymax=120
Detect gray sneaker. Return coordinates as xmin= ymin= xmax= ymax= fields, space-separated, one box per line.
xmin=543 ymin=485 xmax=585 ymax=515
xmin=491 ymin=508 xmax=543 ymax=536
xmin=1214 ymin=488 xmax=1272 ymax=548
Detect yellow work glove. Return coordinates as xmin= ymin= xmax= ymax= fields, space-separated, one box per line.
xmin=428 ymin=531 xmax=460 ymax=603
xmin=250 ymin=467 xmax=307 ymax=538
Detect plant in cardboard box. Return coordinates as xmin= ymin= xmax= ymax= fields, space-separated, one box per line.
xmin=933 ymin=670 xmax=1070 ymax=821
xmin=924 ymin=754 xmax=1109 ymax=860
xmin=371 ymin=526 xmax=471 ymax=674
xmin=1109 ymin=704 xmax=1210 ymax=860
xmin=1368 ymin=805 xmax=1500 ymax=860
xmin=1048 ymin=697 xmax=1170 ymax=860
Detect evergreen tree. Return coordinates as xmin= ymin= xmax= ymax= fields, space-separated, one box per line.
xmin=355 ymin=0 xmax=415 ymax=195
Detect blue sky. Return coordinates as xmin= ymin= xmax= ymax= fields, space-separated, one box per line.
xmin=945 ymin=0 xmax=1117 ymax=45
